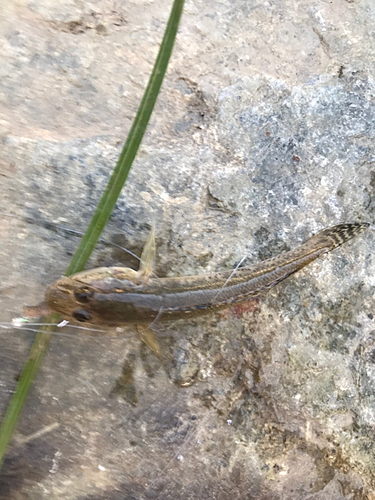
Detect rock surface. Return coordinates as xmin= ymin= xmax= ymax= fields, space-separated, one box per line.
xmin=1 ymin=0 xmax=375 ymax=499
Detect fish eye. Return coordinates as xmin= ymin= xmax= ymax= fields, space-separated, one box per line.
xmin=72 ymin=309 xmax=92 ymax=322
xmin=74 ymin=287 xmax=94 ymax=303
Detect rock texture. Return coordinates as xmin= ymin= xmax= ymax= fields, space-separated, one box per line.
xmin=1 ymin=0 xmax=375 ymax=499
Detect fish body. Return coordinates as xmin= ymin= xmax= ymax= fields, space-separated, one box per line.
xmin=42 ymin=223 xmax=369 ymax=326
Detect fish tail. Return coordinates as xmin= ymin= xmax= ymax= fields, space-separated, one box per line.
xmin=306 ymin=223 xmax=369 ymax=252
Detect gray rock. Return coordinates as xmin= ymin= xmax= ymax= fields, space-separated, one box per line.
xmin=1 ymin=0 xmax=375 ymax=499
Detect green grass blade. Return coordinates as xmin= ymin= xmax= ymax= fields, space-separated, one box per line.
xmin=0 ymin=0 xmax=185 ymax=470
xmin=66 ymin=0 xmax=185 ymax=275
xmin=0 ymin=316 xmax=60 ymax=466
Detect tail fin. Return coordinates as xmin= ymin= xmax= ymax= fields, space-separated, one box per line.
xmin=306 ymin=223 xmax=369 ymax=252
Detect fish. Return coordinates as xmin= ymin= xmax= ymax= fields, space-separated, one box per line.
xmin=28 ymin=223 xmax=368 ymax=328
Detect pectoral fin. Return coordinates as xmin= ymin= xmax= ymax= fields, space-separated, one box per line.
xmin=137 ymin=324 xmax=170 ymax=361
xmin=138 ymin=225 xmax=156 ymax=285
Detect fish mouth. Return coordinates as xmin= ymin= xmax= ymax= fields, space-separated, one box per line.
xmin=23 ymin=301 xmax=52 ymax=318
xmin=23 ymin=279 xmax=74 ymax=319
xmin=44 ymin=278 xmax=77 ymax=315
